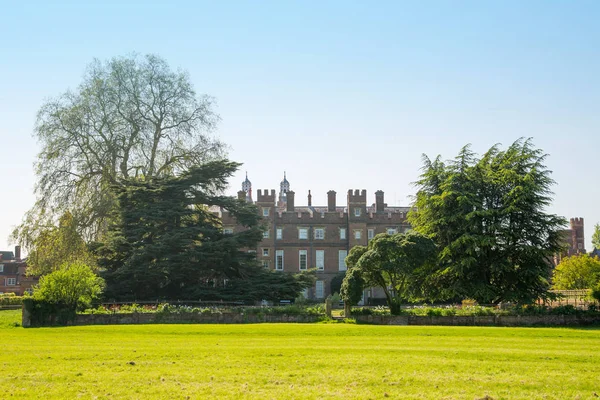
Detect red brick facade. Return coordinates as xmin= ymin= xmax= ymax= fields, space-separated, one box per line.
xmin=0 ymin=246 xmax=38 ymax=296
xmin=554 ymin=217 xmax=586 ymax=265
xmin=218 ymin=179 xmax=411 ymax=301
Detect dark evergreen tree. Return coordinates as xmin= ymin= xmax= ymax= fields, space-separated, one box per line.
xmin=409 ymin=138 xmax=566 ymax=304
xmin=99 ymin=160 xmax=312 ymax=301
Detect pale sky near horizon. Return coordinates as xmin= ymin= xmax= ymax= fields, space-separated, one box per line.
xmin=1 ymin=1 xmax=599 ymax=251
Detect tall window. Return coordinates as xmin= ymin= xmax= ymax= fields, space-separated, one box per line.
xmin=314 ymin=228 xmax=324 ymax=240
xmin=299 ymin=228 xmax=308 ymax=239
xmin=262 ymin=208 xmax=270 ymax=217
xmin=0 ymin=264 xmax=3 ymax=273
xmin=315 ymin=281 xmax=324 ymax=299
xmin=354 ymin=230 xmax=362 ymax=240
xmin=354 ymin=208 xmax=361 ymax=217
xmin=299 ymin=250 xmax=308 ymax=270
xmin=263 ymin=230 xmax=270 ymax=239
xmin=262 ymin=260 xmax=269 ymax=268
xmin=338 ymin=250 xmax=348 ymax=271
xmin=368 ymin=229 xmax=374 ymax=239
xmin=275 ymin=250 xmax=284 ymax=270
xmin=262 ymin=248 xmax=269 ymax=257
xmin=276 ymin=228 xmax=282 ymax=239
xmin=339 ymin=228 xmax=346 ymax=240
xmin=316 ymin=250 xmax=324 ymax=270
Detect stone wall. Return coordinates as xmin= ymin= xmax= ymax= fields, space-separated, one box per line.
xmin=23 ymin=312 xmax=322 ymax=327
xmin=353 ymin=314 xmax=600 ymax=326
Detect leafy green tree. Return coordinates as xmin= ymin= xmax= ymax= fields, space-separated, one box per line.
xmin=33 ymin=262 xmax=105 ymax=310
xmin=592 ymin=223 xmax=600 ymax=250
xmin=552 ymin=254 xmax=600 ymax=290
xmin=26 ymin=212 xmax=96 ymax=276
xmin=344 ymin=232 xmax=436 ymax=314
xmin=409 ymin=138 xmax=566 ymax=304
xmin=99 ymin=159 xmax=312 ymax=301
xmin=13 ymin=54 xmax=225 ymax=248
xmin=340 ymin=267 xmax=364 ymax=317
xmin=329 ymin=272 xmax=346 ymax=296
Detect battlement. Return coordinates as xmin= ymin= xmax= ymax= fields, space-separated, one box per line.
xmin=276 ymin=209 xmax=346 ymax=224
xmin=347 ymin=189 xmax=367 ymax=204
xmin=256 ymin=189 xmax=276 ymax=204
xmin=570 ymin=217 xmax=584 ymax=226
xmin=368 ymin=210 xmax=408 ymax=223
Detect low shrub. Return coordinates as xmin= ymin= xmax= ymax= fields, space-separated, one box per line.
xmin=0 ymin=294 xmax=26 ymax=306
xmin=79 ymin=303 xmax=327 ymax=317
xmin=350 ymin=306 xmax=390 ymax=316
xmin=456 ymin=306 xmax=497 ymax=316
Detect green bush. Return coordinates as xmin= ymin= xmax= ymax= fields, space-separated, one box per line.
xmin=33 ymin=262 xmax=104 ymax=311
xmin=350 ymin=306 xmax=390 ymax=316
xmin=0 ymin=294 xmax=26 ymax=306
xmin=591 ymin=283 xmax=600 ymax=303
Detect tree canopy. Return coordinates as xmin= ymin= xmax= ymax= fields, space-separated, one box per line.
xmin=98 ymin=159 xmax=312 ymax=302
xmin=552 ymin=253 xmax=600 ymax=290
xmin=33 ymin=262 xmax=105 ymax=310
xmin=14 ymin=54 xmax=225 ymax=247
xmin=408 ymin=138 xmax=566 ymax=304
xmin=25 ymin=212 xmax=96 ymax=276
xmin=592 ymin=223 xmax=600 ymax=251
xmin=341 ymin=232 xmax=436 ymax=314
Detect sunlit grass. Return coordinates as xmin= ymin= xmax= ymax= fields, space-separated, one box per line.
xmin=0 ymin=309 xmax=598 ymax=399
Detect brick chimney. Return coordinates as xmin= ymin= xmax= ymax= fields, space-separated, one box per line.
xmin=14 ymin=246 xmax=21 ymax=261
xmin=308 ymin=190 xmax=312 ymax=207
xmin=286 ymin=191 xmax=295 ymax=212
xmin=327 ymin=190 xmax=336 ymax=212
xmin=375 ymin=190 xmax=384 ymax=213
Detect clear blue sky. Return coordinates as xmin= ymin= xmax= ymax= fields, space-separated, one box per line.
xmin=1 ymin=1 xmax=599 ymax=250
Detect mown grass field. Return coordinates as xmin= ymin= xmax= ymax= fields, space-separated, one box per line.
xmin=1 ymin=310 xmax=599 ymax=399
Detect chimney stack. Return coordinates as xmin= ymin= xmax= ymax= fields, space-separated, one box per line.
xmin=15 ymin=245 xmax=21 ymax=261
xmin=375 ymin=190 xmax=385 ymax=213
xmin=286 ymin=191 xmax=295 ymax=212
xmin=327 ymin=190 xmax=336 ymax=212
xmin=308 ymin=190 xmax=312 ymax=207
xmin=237 ymin=190 xmax=246 ymax=201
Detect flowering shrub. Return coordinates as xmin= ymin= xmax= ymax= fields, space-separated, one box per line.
xmin=80 ymin=303 xmax=326 ymax=316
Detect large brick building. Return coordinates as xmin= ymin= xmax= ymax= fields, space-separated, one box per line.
xmin=218 ymin=174 xmax=411 ymax=301
xmin=554 ymin=217 xmax=586 ymax=265
xmin=0 ymin=246 xmax=38 ymax=296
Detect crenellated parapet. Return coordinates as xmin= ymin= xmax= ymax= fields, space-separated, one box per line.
xmin=347 ymin=189 xmax=367 ymax=205
xmin=256 ymin=189 xmax=276 ymax=205
xmin=276 ymin=210 xmax=347 ymax=224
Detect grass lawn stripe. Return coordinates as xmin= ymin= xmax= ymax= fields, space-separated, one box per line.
xmin=0 ymin=310 xmax=598 ymax=399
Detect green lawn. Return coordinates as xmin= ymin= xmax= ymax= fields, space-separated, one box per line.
xmin=1 ymin=309 xmax=599 ymax=399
